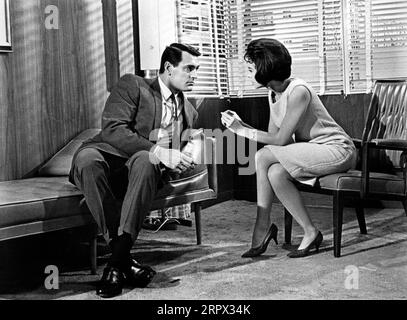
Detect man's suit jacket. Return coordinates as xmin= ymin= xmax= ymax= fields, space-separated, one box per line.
xmin=74 ymin=74 xmax=199 ymax=160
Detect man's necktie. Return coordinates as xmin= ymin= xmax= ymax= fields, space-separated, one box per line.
xmin=169 ymin=94 xmax=178 ymax=121
xmin=169 ymin=94 xmax=181 ymax=150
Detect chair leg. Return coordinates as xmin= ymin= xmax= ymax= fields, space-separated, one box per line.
xmin=194 ymin=202 xmax=202 ymax=245
xmin=403 ymin=200 xmax=407 ymax=217
xmin=355 ymin=202 xmax=367 ymax=235
xmin=89 ymin=225 xmax=98 ymax=275
xmin=284 ymin=208 xmax=293 ymax=245
xmin=333 ymin=192 xmax=344 ymax=258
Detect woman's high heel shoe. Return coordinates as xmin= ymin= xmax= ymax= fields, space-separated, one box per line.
xmin=287 ymin=231 xmax=323 ymax=258
xmin=241 ymin=223 xmax=278 ymax=258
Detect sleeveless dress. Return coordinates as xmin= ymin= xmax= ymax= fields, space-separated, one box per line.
xmin=264 ymin=78 xmax=357 ymax=185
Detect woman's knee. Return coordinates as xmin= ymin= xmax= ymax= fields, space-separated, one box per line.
xmin=255 ymin=148 xmax=272 ymax=168
xmin=255 ymin=147 xmax=280 ymax=173
xmin=267 ymin=164 xmax=291 ymax=185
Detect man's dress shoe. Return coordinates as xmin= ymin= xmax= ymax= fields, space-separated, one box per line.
xmin=123 ymin=259 xmax=156 ymax=288
xmin=96 ymin=266 xmax=124 ymax=298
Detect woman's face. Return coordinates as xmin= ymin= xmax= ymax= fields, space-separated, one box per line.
xmin=246 ymin=62 xmax=261 ymax=87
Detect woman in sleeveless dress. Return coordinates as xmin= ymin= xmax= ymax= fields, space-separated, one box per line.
xmin=221 ymin=38 xmax=357 ymax=258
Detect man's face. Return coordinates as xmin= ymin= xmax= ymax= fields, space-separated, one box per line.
xmin=168 ymin=51 xmax=200 ymax=92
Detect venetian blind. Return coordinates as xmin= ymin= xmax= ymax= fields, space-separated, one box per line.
xmin=342 ymin=0 xmax=407 ymax=93
xmin=225 ymin=0 xmax=347 ymax=96
xmin=343 ymin=0 xmax=370 ymax=92
xmin=371 ymin=0 xmax=407 ymax=81
xmin=176 ymin=0 xmax=228 ymax=96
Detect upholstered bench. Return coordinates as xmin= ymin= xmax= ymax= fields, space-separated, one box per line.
xmin=0 ymin=129 xmax=217 ymax=274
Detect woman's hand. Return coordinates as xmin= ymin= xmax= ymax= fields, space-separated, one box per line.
xmin=221 ymin=112 xmax=245 ymax=136
xmin=224 ymin=110 xmax=242 ymax=121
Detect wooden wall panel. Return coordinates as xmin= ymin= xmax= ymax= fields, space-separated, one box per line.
xmin=0 ymin=56 xmax=11 ymax=178
xmin=319 ymin=93 xmax=371 ymax=139
xmin=229 ymin=97 xmax=269 ymax=201
xmin=4 ymin=0 xmax=44 ymax=180
xmin=0 ymin=0 xmax=108 ymax=181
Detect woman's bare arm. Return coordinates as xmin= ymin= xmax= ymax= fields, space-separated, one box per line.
xmin=247 ymin=86 xmax=310 ymax=145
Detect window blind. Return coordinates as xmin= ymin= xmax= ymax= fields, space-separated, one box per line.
xmin=226 ymin=0 xmax=407 ymax=96
xmin=225 ymin=0 xmax=347 ymax=96
xmin=371 ymin=0 xmax=407 ymax=81
xmin=342 ymin=0 xmax=407 ymax=93
xmin=321 ymin=0 xmax=345 ymax=94
xmin=343 ymin=0 xmax=370 ymax=92
xmin=176 ymin=0 xmax=228 ymax=96
xmin=163 ymin=0 xmax=405 ymax=96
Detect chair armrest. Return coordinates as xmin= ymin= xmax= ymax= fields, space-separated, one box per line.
xmin=370 ymin=139 xmax=407 ymax=151
xmin=399 ymin=151 xmax=407 ymax=193
xmin=360 ymin=139 xmax=407 ymax=199
xmin=352 ymin=138 xmax=362 ymax=149
xmin=205 ymin=136 xmax=218 ymax=196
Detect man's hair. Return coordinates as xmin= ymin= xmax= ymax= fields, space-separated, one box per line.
xmin=244 ymin=38 xmax=292 ymax=86
xmin=159 ymin=43 xmax=201 ymax=74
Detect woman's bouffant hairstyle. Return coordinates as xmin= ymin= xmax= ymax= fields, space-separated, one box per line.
xmin=244 ymin=38 xmax=292 ymax=86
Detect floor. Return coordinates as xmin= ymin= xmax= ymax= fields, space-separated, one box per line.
xmin=0 ymin=199 xmax=406 ymax=300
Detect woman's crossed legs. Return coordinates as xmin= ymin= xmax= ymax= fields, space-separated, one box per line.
xmin=253 ymin=147 xmax=319 ymax=251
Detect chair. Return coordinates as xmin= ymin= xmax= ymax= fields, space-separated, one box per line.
xmin=147 ymin=131 xmax=218 ymax=245
xmin=284 ymin=80 xmax=407 ymax=257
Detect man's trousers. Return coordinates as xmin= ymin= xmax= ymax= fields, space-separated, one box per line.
xmin=70 ymin=148 xmax=162 ymax=243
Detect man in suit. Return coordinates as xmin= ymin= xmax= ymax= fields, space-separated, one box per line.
xmin=69 ymin=43 xmax=201 ymax=298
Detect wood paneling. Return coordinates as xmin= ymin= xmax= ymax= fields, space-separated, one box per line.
xmin=131 ymin=0 xmax=143 ymax=77
xmin=102 ymin=0 xmax=119 ymax=91
xmin=0 ymin=0 xmax=108 ymax=181
xmin=229 ymin=96 xmax=269 ymax=201
xmin=319 ymin=93 xmax=371 ymax=139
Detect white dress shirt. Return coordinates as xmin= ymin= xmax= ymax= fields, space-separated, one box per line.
xmin=157 ymin=77 xmax=184 ymax=148
xmin=158 ymin=77 xmax=182 ymax=129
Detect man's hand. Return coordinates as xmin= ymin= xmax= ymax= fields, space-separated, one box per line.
xmin=175 ymin=150 xmax=196 ymax=173
xmin=156 ymin=129 xmax=173 ymax=148
xmin=152 ymin=146 xmax=194 ymax=172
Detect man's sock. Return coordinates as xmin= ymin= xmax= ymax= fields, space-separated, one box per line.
xmin=109 ymin=232 xmax=133 ymax=269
